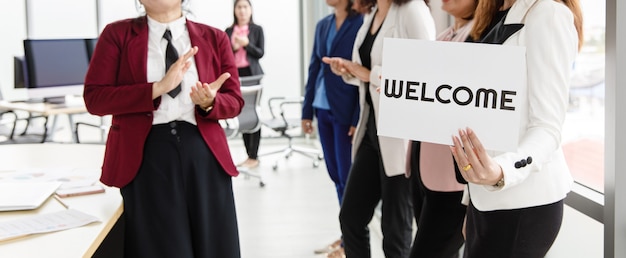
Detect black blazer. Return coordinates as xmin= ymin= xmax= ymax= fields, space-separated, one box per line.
xmin=225 ymin=23 xmax=264 ymax=75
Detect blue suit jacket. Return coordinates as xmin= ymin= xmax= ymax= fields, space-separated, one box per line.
xmin=302 ymin=14 xmax=362 ymax=126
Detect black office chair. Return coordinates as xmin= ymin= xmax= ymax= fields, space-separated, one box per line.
xmin=259 ymin=96 xmax=323 ymax=171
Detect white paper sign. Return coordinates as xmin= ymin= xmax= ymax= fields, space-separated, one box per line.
xmin=378 ymin=38 xmax=527 ymax=152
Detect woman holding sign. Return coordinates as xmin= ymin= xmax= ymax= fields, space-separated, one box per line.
xmin=408 ymin=0 xmax=477 ymax=257
xmin=323 ymin=0 xmax=435 ymax=257
xmin=449 ymin=0 xmax=583 ymax=256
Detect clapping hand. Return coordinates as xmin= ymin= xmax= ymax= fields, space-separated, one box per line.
xmin=190 ymin=72 xmax=231 ymax=110
xmin=234 ymin=35 xmax=249 ymax=47
xmin=153 ymin=46 xmax=198 ymax=99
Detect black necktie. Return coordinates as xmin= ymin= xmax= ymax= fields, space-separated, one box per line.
xmin=163 ymin=29 xmax=181 ymax=98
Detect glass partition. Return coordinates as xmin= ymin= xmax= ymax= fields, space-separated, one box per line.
xmin=562 ymin=0 xmax=606 ymax=193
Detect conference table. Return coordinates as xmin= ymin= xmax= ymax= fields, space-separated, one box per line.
xmin=0 ymin=144 xmax=122 ymax=258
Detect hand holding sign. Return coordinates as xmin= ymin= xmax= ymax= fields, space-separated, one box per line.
xmin=450 ymin=127 xmax=503 ymax=186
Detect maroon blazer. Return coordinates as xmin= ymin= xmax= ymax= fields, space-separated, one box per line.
xmin=84 ymin=17 xmax=244 ymax=188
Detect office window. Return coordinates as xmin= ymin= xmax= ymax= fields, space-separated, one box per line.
xmin=562 ymin=0 xmax=605 ymax=193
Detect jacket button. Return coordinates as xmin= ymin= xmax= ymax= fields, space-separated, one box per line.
xmin=520 ymin=159 xmax=527 ymax=167
xmin=526 ymin=156 xmax=533 ymax=164
xmin=515 ymin=161 xmax=522 ymax=169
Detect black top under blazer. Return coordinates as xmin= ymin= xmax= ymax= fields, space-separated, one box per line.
xmin=225 ymin=23 xmax=265 ymax=76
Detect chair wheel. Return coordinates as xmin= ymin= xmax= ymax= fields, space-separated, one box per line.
xmin=313 ymin=160 xmax=320 ymax=168
xmin=317 ymin=154 xmax=324 ymax=160
xmin=272 ymin=162 xmax=278 ymax=171
xmin=259 ymin=181 xmax=265 ymax=187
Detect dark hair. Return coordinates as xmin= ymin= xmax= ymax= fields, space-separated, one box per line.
xmin=232 ymin=0 xmax=254 ymax=26
xmin=357 ymin=0 xmax=428 ymax=13
xmin=347 ymin=0 xmax=359 ymax=16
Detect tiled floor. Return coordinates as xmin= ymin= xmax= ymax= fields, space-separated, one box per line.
xmin=1 ymin=111 xmax=604 ymax=257
xmin=229 ymin=137 xmax=385 ymax=258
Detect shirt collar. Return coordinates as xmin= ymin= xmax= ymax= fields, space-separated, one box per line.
xmin=147 ymin=15 xmax=187 ymax=40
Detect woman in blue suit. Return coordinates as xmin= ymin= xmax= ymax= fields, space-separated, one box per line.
xmin=301 ymin=0 xmax=362 ymax=255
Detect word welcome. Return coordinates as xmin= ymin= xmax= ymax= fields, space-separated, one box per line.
xmin=383 ymin=79 xmax=517 ymax=111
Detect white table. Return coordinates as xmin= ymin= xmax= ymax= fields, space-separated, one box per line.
xmin=0 ymin=144 xmax=122 ymax=258
xmin=0 ymin=100 xmax=88 ymax=143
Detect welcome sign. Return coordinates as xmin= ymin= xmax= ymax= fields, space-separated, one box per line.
xmin=377 ymin=38 xmax=527 ymax=152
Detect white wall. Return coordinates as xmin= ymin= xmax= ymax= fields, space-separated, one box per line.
xmin=0 ymin=1 xmax=28 ymax=101
xmin=0 ymin=0 xmax=447 ymax=103
xmin=0 ymin=0 xmax=302 ymax=109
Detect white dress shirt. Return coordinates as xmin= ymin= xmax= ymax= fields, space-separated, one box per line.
xmin=146 ymin=15 xmax=199 ymax=125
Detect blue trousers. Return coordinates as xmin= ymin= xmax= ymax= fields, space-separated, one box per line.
xmin=315 ymin=108 xmax=353 ymax=204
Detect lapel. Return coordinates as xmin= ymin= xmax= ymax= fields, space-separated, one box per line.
xmin=319 ymin=16 xmax=331 ymax=55
xmin=352 ymin=8 xmax=376 ymax=64
xmin=187 ymin=20 xmax=209 ymax=83
xmin=480 ymin=0 xmax=538 ymax=44
xmin=382 ymin=3 xmax=399 ymax=36
xmin=330 ymin=15 xmax=354 ymax=53
xmin=128 ymin=17 xmax=149 ymax=83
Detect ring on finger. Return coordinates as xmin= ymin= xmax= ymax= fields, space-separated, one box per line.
xmin=462 ymin=163 xmax=472 ymax=172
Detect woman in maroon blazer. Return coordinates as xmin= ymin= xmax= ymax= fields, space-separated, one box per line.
xmin=83 ymin=0 xmax=244 ymax=257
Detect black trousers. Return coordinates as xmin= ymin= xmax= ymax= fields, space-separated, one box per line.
xmin=242 ymin=130 xmax=261 ymax=159
xmin=464 ymin=200 xmax=564 ymax=258
xmin=121 ymin=121 xmax=240 ymax=258
xmin=339 ymin=107 xmax=413 ymax=258
xmin=410 ymin=141 xmax=465 ymax=258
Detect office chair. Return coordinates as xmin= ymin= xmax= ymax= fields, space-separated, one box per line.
xmin=0 ymin=110 xmax=18 ymax=142
xmin=259 ymin=96 xmax=323 ymax=171
xmin=74 ymin=116 xmax=109 ymax=144
xmin=0 ymin=90 xmax=47 ymax=144
xmin=221 ymin=75 xmax=266 ymax=187
xmin=236 ymin=84 xmax=265 ymax=186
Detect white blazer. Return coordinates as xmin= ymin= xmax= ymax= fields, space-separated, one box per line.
xmin=344 ymin=0 xmax=435 ymax=177
xmin=466 ymin=0 xmax=578 ymax=211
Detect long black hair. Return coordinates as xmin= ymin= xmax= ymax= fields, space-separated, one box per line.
xmin=232 ymin=0 xmax=255 ymax=26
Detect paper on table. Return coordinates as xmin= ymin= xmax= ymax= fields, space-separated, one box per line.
xmin=0 ymin=167 xmax=100 ymax=190
xmin=0 ymin=167 xmax=100 ymax=188
xmin=0 ymin=209 xmax=100 ymax=242
xmin=0 ymin=182 xmax=61 ymax=211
